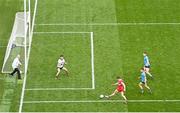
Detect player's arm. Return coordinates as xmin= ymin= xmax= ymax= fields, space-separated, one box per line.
xmin=145 ymin=57 xmax=150 ymax=65
xmin=17 ymin=59 xmax=22 ymax=66
xmin=64 ymin=59 xmax=67 ymax=65
xmin=112 ymin=82 xmax=118 ymax=86
xmin=145 ymin=77 xmax=147 ymax=83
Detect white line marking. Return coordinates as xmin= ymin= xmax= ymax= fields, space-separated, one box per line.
xmin=25 ymin=87 xmax=93 ymax=91
xmin=35 ymin=22 xmax=180 ymax=26
xmin=90 ymin=32 xmax=95 ymax=89
xmin=0 ymin=46 xmax=7 ymax=48
xmin=19 ymin=0 xmax=38 ymax=112
xmin=23 ymin=100 xmax=180 ymax=104
xmin=0 ymin=99 xmax=11 ymax=101
xmin=25 ymin=32 xmax=95 ymax=91
xmin=33 ymin=31 xmax=91 ymax=34
xmin=19 ymin=1 xmax=28 ymax=112
xmin=0 ymin=45 xmax=29 ymax=48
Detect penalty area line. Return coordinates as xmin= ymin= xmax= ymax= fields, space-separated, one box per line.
xmin=23 ymin=100 xmax=180 ymax=104
xmin=0 ymin=46 xmax=7 ymax=48
xmin=35 ymin=22 xmax=180 ymax=26
xmin=33 ymin=31 xmax=91 ymax=34
xmin=90 ymin=32 xmax=95 ymax=89
xmin=25 ymin=87 xmax=94 ymax=91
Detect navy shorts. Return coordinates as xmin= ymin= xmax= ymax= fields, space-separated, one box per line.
xmin=57 ymin=67 xmax=63 ymax=70
xmin=140 ymin=81 xmax=145 ymax=84
xmin=145 ymin=66 xmax=150 ymax=68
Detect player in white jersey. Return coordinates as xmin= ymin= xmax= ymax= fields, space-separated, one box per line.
xmin=55 ymin=55 xmax=69 ymax=79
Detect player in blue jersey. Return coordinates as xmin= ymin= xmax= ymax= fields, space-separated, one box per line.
xmin=138 ymin=68 xmax=152 ymax=93
xmin=143 ymin=52 xmax=153 ymax=78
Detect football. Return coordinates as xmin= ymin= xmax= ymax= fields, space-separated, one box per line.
xmin=100 ymin=94 xmax=104 ymax=98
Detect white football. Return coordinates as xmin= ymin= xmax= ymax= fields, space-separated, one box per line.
xmin=100 ymin=94 xmax=104 ymax=98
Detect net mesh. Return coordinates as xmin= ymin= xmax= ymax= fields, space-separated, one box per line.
xmin=1 ymin=12 xmax=29 ymax=73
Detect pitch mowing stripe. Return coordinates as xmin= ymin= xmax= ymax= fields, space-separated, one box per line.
xmin=23 ymin=100 xmax=180 ymax=104
xmin=35 ymin=22 xmax=180 ymax=26
xmin=25 ymin=87 xmax=94 ymax=91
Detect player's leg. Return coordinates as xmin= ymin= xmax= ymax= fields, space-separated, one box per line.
xmin=62 ymin=67 xmax=69 ymax=76
xmin=144 ymin=67 xmax=153 ymax=78
xmin=145 ymin=83 xmax=152 ymax=93
xmin=105 ymin=89 xmax=118 ymax=98
xmin=120 ymin=92 xmax=127 ymax=103
xmin=10 ymin=68 xmax=17 ymax=76
xmin=55 ymin=68 xmax=61 ymax=79
xmin=139 ymin=82 xmax=144 ymax=93
xmin=16 ymin=68 xmax=21 ymax=79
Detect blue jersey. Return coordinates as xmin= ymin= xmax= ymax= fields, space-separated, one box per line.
xmin=140 ymin=72 xmax=146 ymax=82
xmin=144 ymin=55 xmax=150 ymax=66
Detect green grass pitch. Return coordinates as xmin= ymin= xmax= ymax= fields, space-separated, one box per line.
xmin=0 ymin=0 xmax=180 ymax=112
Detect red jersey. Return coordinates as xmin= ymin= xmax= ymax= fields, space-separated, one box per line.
xmin=117 ymin=79 xmax=125 ymax=92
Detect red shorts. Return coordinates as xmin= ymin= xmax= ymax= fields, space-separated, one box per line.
xmin=117 ymin=86 xmax=124 ymax=92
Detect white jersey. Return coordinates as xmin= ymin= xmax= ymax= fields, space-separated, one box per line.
xmin=57 ymin=59 xmax=65 ymax=68
xmin=12 ymin=57 xmax=21 ymax=69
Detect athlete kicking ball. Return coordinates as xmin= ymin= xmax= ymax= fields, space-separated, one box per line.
xmin=105 ymin=76 xmax=127 ymax=104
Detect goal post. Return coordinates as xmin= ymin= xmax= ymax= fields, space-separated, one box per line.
xmin=19 ymin=0 xmax=37 ymax=112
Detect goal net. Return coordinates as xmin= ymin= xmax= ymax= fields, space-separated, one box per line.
xmin=1 ymin=12 xmax=29 ymax=73
xmin=1 ymin=0 xmax=36 ymax=75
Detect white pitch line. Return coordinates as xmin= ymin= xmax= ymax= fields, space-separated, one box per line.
xmin=25 ymin=87 xmax=93 ymax=91
xmin=19 ymin=0 xmax=38 ymax=112
xmin=0 ymin=45 xmax=29 ymax=48
xmin=23 ymin=99 xmax=180 ymax=104
xmin=33 ymin=31 xmax=91 ymax=34
xmin=0 ymin=46 xmax=7 ymax=48
xmin=90 ymin=32 xmax=95 ymax=89
xmin=27 ymin=32 xmax=95 ymax=90
xmin=35 ymin=22 xmax=180 ymax=26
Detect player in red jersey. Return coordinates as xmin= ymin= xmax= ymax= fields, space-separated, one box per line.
xmin=105 ymin=76 xmax=127 ymax=103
